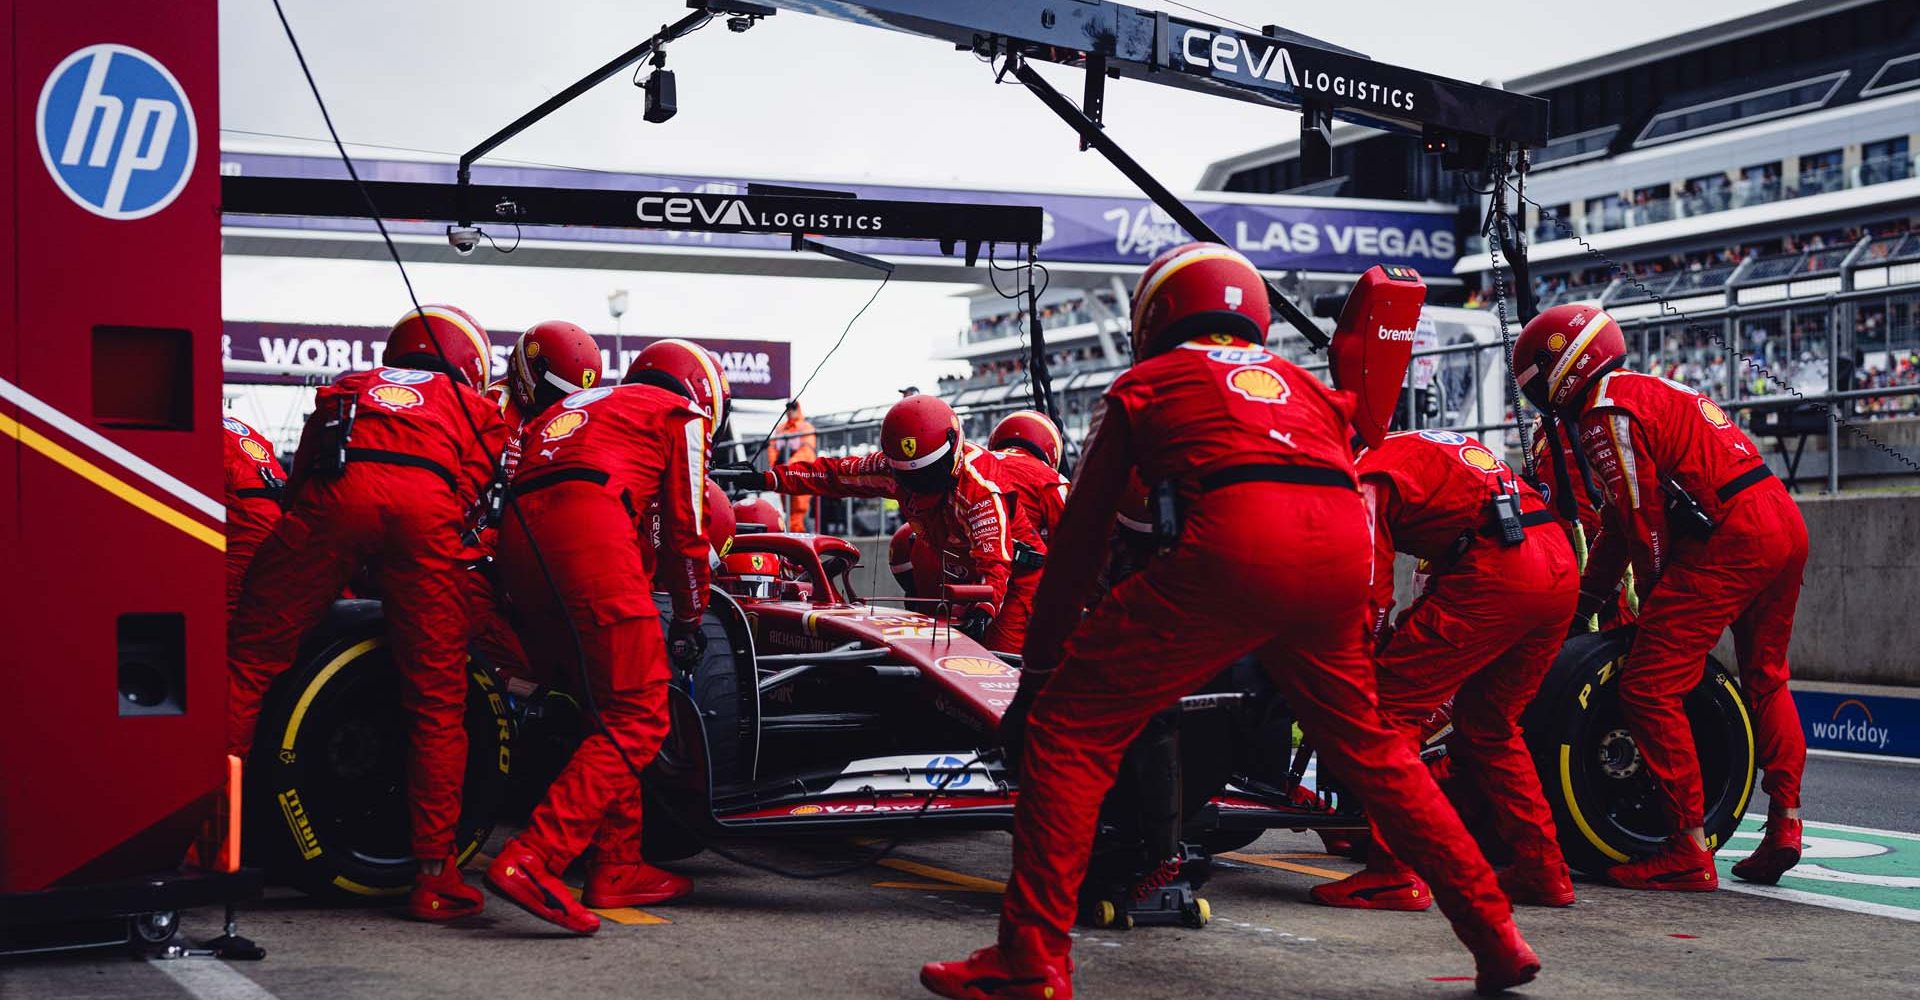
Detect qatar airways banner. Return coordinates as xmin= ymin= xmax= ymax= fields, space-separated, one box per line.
xmin=223 ymin=321 xmax=791 ymax=399
xmin=221 ymin=154 xmax=1458 ymax=274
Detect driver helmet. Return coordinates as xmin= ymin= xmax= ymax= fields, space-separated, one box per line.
xmin=720 ymin=550 xmax=781 ymax=600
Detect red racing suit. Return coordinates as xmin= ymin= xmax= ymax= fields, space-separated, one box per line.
xmin=497 ymin=384 xmax=711 ymax=871
xmin=990 ymin=448 xmax=1069 ymax=542
xmin=229 ymin=367 xmax=507 ymax=860
xmin=1575 ymin=370 xmax=1807 ymax=829
xmin=465 ymin=382 xmax=533 ymax=678
xmin=222 ymin=416 xmax=287 ymax=617
xmin=767 ymin=444 xmax=1042 ymax=652
xmin=1006 ymin=337 xmax=1512 ymax=960
xmin=1357 ymin=430 xmax=1578 ymax=869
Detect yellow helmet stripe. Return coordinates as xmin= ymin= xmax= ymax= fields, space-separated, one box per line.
xmin=421 ymin=306 xmax=491 ymax=378
xmin=1132 ymin=245 xmax=1250 ymax=331
xmin=1547 ymin=313 xmax=1612 ymax=396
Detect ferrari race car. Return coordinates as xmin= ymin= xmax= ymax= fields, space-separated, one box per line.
xmin=243 ymin=527 xmax=1756 ymax=924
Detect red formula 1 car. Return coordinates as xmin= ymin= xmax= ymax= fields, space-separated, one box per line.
xmin=245 ymin=528 xmax=1756 ymax=924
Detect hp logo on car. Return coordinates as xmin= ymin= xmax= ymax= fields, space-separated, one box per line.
xmin=36 ymin=44 xmax=197 ymax=220
xmin=925 ymin=756 xmax=972 ymax=789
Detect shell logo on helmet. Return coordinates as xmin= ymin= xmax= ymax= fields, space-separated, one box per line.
xmin=935 ymin=656 xmax=1016 ymax=678
xmin=1458 ymin=445 xmax=1501 ymax=472
xmin=239 ymin=438 xmax=273 ymax=463
xmin=1227 ymin=365 xmax=1291 ymax=404
xmin=368 ymin=384 xmax=424 ymax=410
xmin=1546 ymin=333 xmax=1568 ymax=352
xmin=900 ymin=436 xmax=919 ymax=458
xmin=540 ymin=410 xmax=588 ymax=442
xmin=1698 ymin=397 xmax=1731 ymax=428
xmin=524 ymin=340 xmax=541 ymax=360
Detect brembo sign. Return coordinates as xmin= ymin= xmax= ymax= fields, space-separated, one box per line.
xmin=636 ymin=194 xmax=885 ymax=233
xmin=1173 ymin=24 xmax=1417 ymax=114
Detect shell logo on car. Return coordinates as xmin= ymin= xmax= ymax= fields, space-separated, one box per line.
xmin=367 ymin=384 xmax=423 ymax=410
xmin=1226 ymin=365 xmax=1290 ymax=404
xmin=1699 ymin=397 xmax=1732 ymax=428
xmin=540 ymin=410 xmax=588 ymax=442
xmin=1458 ymin=445 xmax=1501 ymax=472
xmin=935 ymin=655 xmax=1015 ymax=678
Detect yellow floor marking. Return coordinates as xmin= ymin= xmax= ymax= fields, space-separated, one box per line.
xmin=872 ymin=858 xmax=1007 ymax=894
xmin=1221 ymin=852 xmax=1350 ymax=880
xmin=565 ymin=886 xmax=671 ymax=925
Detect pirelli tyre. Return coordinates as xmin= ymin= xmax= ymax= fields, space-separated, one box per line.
xmin=246 ymin=600 xmax=512 ymax=900
xmin=643 ymin=589 xmax=758 ymax=863
xmin=1525 ymin=627 xmax=1756 ymax=876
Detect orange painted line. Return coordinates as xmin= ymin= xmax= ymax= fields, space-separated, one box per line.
xmin=871 ymin=880 xmax=1003 ymax=895
xmin=872 ymin=858 xmax=1006 ymax=894
xmin=565 ymin=886 xmax=671 ymax=925
xmin=1221 ymin=852 xmax=1350 ymax=880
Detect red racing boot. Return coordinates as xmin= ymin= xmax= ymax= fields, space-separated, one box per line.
xmin=1310 ymin=864 xmax=1433 ymax=911
xmin=1459 ymin=918 xmax=1542 ymax=996
xmin=583 ymin=861 xmax=693 ymax=908
xmin=408 ymin=857 xmax=484 ymax=921
xmin=920 ymin=926 xmax=1072 ymax=1000
xmin=486 ymin=842 xmax=601 ymax=935
xmin=1607 ymin=836 xmax=1718 ymax=892
xmin=1731 ymin=815 xmax=1803 ymax=885
xmin=1497 ymin=860 xmax=1577 ymax=907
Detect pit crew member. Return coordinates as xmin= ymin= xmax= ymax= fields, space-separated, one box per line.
xmin=720 ymin=394 xmax=1045 ymax=653
xmin=922 ymin=245 xmax=1539 ymax=999
xmin=1514 ymin=303 xmax=1808 ymax=890
xmin=1312 ymin=429 xmax=1579 ymax=911
xmin=772 ymin=399 xmax=817 ymax=532
xmin=228 ymin=305 xmax=507 ymax=921
xmin=485 ymin=339 xmax=721 ymax=934
xmin=221 ymin=415 xmax=287 ymax=617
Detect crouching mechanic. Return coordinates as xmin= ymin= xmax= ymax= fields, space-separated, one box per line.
xmin=719 ymin=394 xmax=1044 ymax=653
xmin=485 ymin=339 xmax=723 ymax=934
xmin=229 ymin=305 xmax=507 ymax=920
xmin=1516 ymin=304 xmax=1808 ymax=890
xmin=221 ymin=415 xmax=287 ymax=616
xmin=922 ymin=245 xmax=1539 ymax=999
xmin=988 ymin=408 xmax=1071 ymax=542
xmin=1311 ymin=429 xmax=1579 ymax=911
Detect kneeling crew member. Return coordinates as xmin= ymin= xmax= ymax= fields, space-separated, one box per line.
xmin=1516 ymin=304 xmax=1808 ymax=889
xmin=988 ymin=409 xmax=1071 ymax=541
xmin=229 ymin=305 xmax=507 ymax=920
xmin=921 ymin=245 xmax=1539 ymax=1000
xmin=486 ymin=339 xmax=722 ymax=934
xmin=1312 ymin=429 xmax=1579 ymax=911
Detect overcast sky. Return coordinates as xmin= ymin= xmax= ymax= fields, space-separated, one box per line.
xmin=221 ymin=0 xmax=1784 ymax=418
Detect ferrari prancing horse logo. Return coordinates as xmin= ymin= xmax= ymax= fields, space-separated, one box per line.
xmin=900 ymin=436 xmax=919 ymax=458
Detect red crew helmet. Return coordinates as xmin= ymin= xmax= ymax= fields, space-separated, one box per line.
xmin=623 ymin=338 xmax=731 ymax=434
xmin=880 ymin=394 xmax=964 ymax=494
xmin=1129 ymin=242 xmax=1270 ymax=360
xmin=1512 ymin=303 xmax=1628 ymax=412
xmin=733 ymin=497 xmax=784 ymax=535
xmin=511 ymin=320 xmax=604 ymax=414
xmin=384 ymin=304 xmax=491 ymax=387
xmin=704 ymin=478 xmax=736 ymax=564
xmin=989 ymin=409 xmax=1064 ymax=470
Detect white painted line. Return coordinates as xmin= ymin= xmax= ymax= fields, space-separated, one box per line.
xmin=152 ymin=959 xmax=282 ymax=1000
xmin=1719 ymin=882 xmax=1920 ymax=923
xmin=1744 ymin=814 xmax=1920 ymax=842
xmin=1806 ymin=748 xmax=1920 ymax=766
xmin=0 ymin=375 xmax=225 ymax=521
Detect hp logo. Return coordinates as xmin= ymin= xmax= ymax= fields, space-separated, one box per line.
xmin=36 ymin=44 xmax=197 ymax=220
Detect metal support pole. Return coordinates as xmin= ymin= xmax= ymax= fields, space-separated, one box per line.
xmin=1011 ymin=58 xmax=1329 ymax=350
xmin=1829 ymin=317 xmax=1842 ymax=493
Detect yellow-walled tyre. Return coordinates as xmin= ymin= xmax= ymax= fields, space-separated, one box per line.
xmin=1523 ymin=628 xmax=1755 ymax=875
xmin=246 ymin=600 xmax=511 ymax=900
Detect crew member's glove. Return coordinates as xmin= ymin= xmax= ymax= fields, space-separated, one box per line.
xmin=668 ymin=617 xmax=707 ymax=668
xmin=997 ymin=678 xmax=1040 ymax=778
xmin=1571 ymin=590 xmax=1609 ymax=637
xmin=957 ymin=605 xmax=994 ymax=641
xmin=712 ymin=466 xmax=772 ymax=491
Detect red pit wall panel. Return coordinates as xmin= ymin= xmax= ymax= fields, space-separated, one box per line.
xmin=1 ymin=0 xmax=223 ymax=892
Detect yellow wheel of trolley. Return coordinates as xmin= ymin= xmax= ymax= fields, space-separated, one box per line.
xmin=1195 ymin=897 xmax=1211 ymax=927
xmin=1094 ymin=900 xmax=1117 ymax=928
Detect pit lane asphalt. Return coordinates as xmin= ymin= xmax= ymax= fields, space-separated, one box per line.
xmin=6 ymin=755 xmax=1915 ymax=1000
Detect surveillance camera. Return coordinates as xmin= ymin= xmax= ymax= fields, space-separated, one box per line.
xmin=447 ymin=225 xmax=482 ymax=256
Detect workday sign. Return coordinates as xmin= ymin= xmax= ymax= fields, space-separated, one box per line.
xmin=37 ymin=44 xmax=197 ymax=220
